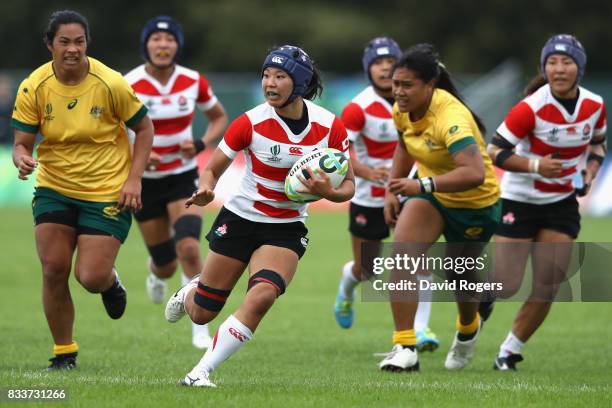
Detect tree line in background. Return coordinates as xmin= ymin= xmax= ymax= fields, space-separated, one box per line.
xmin=2 ymin=0 xmax=611 ymax=76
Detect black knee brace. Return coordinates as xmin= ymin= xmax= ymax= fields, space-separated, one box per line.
xmin=247 ymin=269 xmax=286 ymax=297
xmin=194 ymin=281 xmax=232 ymax=312
xmin=147 ymin=239 xmax=177 ymax=266
xmin=174 ymin=215 xmax=202 ymax=241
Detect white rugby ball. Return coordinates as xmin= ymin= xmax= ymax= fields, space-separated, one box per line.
xmin=284 ymin=148 xmax=349 ymax=203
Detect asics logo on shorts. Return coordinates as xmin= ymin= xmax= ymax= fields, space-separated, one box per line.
xmin=229 ymin=327 xmax=247 ymax=342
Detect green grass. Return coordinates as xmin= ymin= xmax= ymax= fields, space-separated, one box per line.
xmin=1 ymin=208 xmax=612 ymax=407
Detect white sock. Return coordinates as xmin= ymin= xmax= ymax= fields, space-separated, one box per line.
xmin=190 ymin=314 xmax=252 ymax=374
xmin=192 ymin=321 xmax=211 ymax=338
xmin=414 ymin=274 xmax=433 ymax=332
xmin=181 ymin=273 xmax=190 ymax=287
xmin=498 ymin=331 xmax=525 ymax=358
xmin=340 ymin=261 xmax=360 ymax=299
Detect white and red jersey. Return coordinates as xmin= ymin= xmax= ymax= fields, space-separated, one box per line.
xmin=124 ymin=64 xmax=218 ymax=179
xmin=219 ymin=100 xmax=349 ymax=223
xmin=497 ymin=84 xmax=607 ymax=204
xmin=342 ymin=86 xmax=397 ymax=207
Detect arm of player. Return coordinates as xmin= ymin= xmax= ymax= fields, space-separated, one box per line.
xmin=12 ymin=130 xmax=37 ymax=180
xmin=349 ymin=143 xmax=389 ymax=183
xmin=186 ymin=147 xmax=234 ymax=207
xmin=388 ymin=138 xmax=488 ymax=195
xmin=119 ymin=114 xmax=154 ymax=211
xmin=384 ymin=142 xmax=416 ymax=226
xmin=486 ymin=133 xmax=562 ymax=178
xmin=576 ymin=135 xmax=607 ymax=196
xmin=430 ymin=142 xmax=485 ymax=192
xmin=181 ymin=102 xmax=229 ymax=159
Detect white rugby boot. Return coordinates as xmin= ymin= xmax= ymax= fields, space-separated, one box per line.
xmin=444 ymin=324 xmax=481 ymax=370
xmin=165 ymin=275 xmax=199 ymax=323
xmin=378 ymin=344 xmax=419 ymax=372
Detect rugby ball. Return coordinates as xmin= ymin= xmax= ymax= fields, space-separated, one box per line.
xmin=284 ymin=148 xmax=349 ymax=203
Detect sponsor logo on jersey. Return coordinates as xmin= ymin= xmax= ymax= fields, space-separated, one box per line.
xmin=379 ymin=122 xmax=392 ymax=138
xmin=583 ymin=124 xmax=591 ymax=136
xmin=267 ymin=144 xmax=282 ymax=163
xmin=178 ymin=95 xmax=189 ymax=112
xmin=449 ymin=125 xmax=459 ymax=135
xmin=289 ymin=146 xmax=303 ymax=156
xmin=547 ymin=127 xmax=559 ymax=142
xmin=67 ymin=99 xmax=78 ymax=110
xmin=44 ymin=103 xmax=54 ymax=121
xmin=90 ymin=106 xmax=104 ymax=119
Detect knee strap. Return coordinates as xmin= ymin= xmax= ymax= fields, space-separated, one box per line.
xmin=194 ymin=281 xmax=231 ymax=312
xmin=247 ymin=269 xmax=286 ymax=297
xmin=174 ymin=215 xmax=202 ymax=241
xmin=147 ymin=239 xmax=177 ymax=266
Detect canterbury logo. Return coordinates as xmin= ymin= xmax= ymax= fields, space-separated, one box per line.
xmin=67 ymin=99 xmax=78 ymax=109
xmin=289 ymin=147 xmax=303 ymax=155
xmin=229 ymin=327 xmax=247 ymax=342
xmin=271 ymin=56 xmax=284 ymax=64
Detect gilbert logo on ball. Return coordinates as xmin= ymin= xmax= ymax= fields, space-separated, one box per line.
xmin=285 ymin=148 xmax=349 ymax=203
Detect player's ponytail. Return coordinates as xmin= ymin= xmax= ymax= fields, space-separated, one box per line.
xmin=524 ymin=73 xmax=547 ymax=96
xmin=44 ymin=10 xmax=91 ymax=45
xmin=394 ymin=44 xmax=486 ymax=134
xmin=304 ymin=62 xmax=323 ymax=101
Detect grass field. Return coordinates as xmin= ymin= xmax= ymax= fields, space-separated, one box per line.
xmin=1 ymin=207 xmax=611 ymax=407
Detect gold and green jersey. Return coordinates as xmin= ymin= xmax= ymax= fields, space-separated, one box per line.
xmin=393 ymin=88 xmax=499 ymax=209
xmin=12 ymin=57 xmax=147 ymax=201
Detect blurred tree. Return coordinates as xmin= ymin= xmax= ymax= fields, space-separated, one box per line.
xmin=1 ymin=0 xmax=611 ymax=76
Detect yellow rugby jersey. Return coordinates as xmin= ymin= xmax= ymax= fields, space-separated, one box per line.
xmin=11 ymin=57 xmax=147 ymax=202
xmin=393 ymin=89 xmax=499 ymax=209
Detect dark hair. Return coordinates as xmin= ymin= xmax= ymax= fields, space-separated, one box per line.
xmin=44 ymin=10 xmax=90 ymax=44
xmin=394 ymin=43 xmax=486 ymax=134
xmin=303 ymin=59 xmax=323 ymax=100
xmin=524 ymin=73 xmax=547 ymax=96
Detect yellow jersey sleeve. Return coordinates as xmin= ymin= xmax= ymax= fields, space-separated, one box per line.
xmin=392 ymin=103 xmax=406 ymax=148
xmin=111 ymin=75 xmax=147 ymax=128
xmin=11 ymin=77 xmax=40 ymax=134
xmin=438 ymin=106 xmax=477 ymax=155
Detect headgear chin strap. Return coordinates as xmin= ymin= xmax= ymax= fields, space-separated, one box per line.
xmin=262 ymin=45 xmax=314 ymax=107
xmin=140 ymin=16 xmax=184 ymax=64
xmin=540 ymin=34 xmax=586 ymax=84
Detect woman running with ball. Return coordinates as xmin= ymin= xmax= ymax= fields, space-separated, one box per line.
xmin=164 ymin=45 xmax=355 ymax=387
